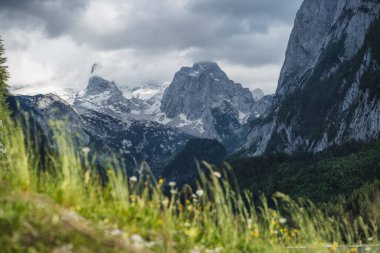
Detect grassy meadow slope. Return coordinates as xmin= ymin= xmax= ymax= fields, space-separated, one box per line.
xmin=0 ymin=115 xmax=379 ymax=252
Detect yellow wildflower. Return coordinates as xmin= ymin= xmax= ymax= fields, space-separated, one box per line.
xmin=252 ymin=230 xmax=260 ymax=238
xmin=185 ymin=227 xmax=198 ymax=238
xmin=157 ymin=218 xmax=163 ymax=225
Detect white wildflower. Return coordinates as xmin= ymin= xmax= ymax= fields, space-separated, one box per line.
xmin=129 ymin=176 xmax=138 ymax=182
xmin=162 ymin=198 xmax=170 ymax=206
xmin=196 ymin=189 xmax=204 ymax=197
xmin=81 ymin=147 xmax=90 ymax=154
xmin=169 ymin=181 xmax=176 ymax=187
xmin=279 ymin=217 xmax=287 ymax=224
xmin=213 ymin=171 xmax=222 ymax=178
xmin=170 ymin=189 xmax=178 ymax=195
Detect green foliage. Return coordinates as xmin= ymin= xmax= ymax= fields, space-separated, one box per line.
xmin=231 ymin=140 xmax=380 ymax=199
xmin=230 ymin=139 xmax=380 ymax=230
xmin=162 ymin=138 xmax=227 ymax=185
xmin=0 ymin=116 xmax=377 ymax=252
xmin=0 ymin=37 xmax=10 ymax=105
xmin=0 ymin=37 xmax=11 ymax=127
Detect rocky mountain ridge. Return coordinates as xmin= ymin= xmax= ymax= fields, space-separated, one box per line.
xmin=13 ymin=62 xmax=269 ymax=153
xmin=10 ymin=62 xmax=269 ymax=172
xmin=242 ymin=0 xmax=380 ymax=156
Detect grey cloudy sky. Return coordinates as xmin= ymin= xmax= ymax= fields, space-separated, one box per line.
xmin=0 ymin=0 xmax=303 ymax=94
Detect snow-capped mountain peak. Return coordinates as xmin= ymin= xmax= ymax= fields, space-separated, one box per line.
xmin=74 ymin=74 xmax=143 ymax=116
xmin=85 ymin=76 xmax=121 ymax=96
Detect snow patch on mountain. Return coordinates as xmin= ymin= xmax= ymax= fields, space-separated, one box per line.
xmin=11 ymin=85 xmax=78 ymax=105
xmin=123 ymin=84 xmax=167 ymax=101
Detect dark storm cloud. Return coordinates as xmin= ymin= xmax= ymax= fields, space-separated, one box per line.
xmin=0 ymin=0 xmax=303 ymax=68
xmin=189 ymin=0 xmax=302 ymax=27
xmin=0 ymin=0 xmax=87 ymax=37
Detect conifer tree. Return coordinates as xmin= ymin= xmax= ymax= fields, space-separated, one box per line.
xmin=0 ymin=36 xmax=12 ymax=153
xmin=0 ymin=37 xmax=9 ymax=103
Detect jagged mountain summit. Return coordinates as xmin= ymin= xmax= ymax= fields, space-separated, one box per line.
xmin=160 ymin=62 xmax=268 ymax=150
xmin=161 ymin=62 xmax=255 ymax=120
xmin=242 ymin=0 xmax=380 ymax=156
xmin=74 ymin=75 xmax=145 ymax=117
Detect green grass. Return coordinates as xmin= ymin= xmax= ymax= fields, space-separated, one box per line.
xmin=0 ymin=116 xmax=378 ymax=252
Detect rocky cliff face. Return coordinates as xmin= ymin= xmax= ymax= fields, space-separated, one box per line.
xmin=160 ymin=62 xmax=265 ymax=150
xmin=161 ymin=62 xmax=254 ymax=119
xmin=276 ymin=0 xmax=340 ymax=97
xmin=242 ymin=0 xmax=380 ymax=155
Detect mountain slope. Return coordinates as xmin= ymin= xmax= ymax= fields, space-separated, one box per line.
xmin=231 ymin=139 xmax=380 ymax=205
xmin=242 ymin=0 xmax=380 ymax=156
xmin=11 ymin=92 xmax=190 ymax=172
xmin=162 ymin=138 xmax=227 ymax=185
